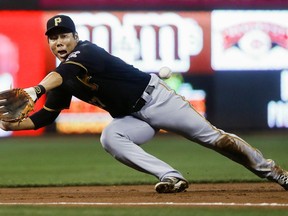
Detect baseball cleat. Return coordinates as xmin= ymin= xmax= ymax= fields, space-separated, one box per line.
xmin=275 ymin=170 xmax=288 ymax=191
xmin=277 ymin=173 xmax=288 ymax=190
xmin=269 ymin=165 xmax=288 ymax=190
xmin=155 ymin=177 xmax=189 ymax=193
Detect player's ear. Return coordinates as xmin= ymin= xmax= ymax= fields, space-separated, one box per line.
xmin=74 ymin=33 xmax=79 ymax=42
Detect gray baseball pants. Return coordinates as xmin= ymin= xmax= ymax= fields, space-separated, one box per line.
xmin=101 ymin=74 xmax=276 ymax=181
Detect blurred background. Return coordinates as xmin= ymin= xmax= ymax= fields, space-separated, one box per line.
xmin=1 ymin=0 xmax=288 ymax=137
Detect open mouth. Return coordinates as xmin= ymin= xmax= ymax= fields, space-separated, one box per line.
xmin=58 ymin=50 xmax=68 ymax=56
xmin=57 ymin=50 xmax=69 ymax=59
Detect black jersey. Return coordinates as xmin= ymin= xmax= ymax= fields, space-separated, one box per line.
xmin=45 ymin=40 xmax=151 ymax=117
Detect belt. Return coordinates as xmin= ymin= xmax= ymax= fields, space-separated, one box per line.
xmin=132 ymin=85 xmax=155 ymax=112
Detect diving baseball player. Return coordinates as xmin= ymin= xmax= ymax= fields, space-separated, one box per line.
xmin=0 ymin=15 xmax=287 ymax=193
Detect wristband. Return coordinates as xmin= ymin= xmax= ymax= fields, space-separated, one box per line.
xmin=33 ymin=85 xmax=46 ymax=99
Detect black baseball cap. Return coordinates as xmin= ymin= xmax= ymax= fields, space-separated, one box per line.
xmin=45 ymin=15 xmax=76 ymax=36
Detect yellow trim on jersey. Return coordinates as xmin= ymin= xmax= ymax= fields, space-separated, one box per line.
xmin=43 ymin=106 xmax=65 ymax=112
xmin=64 ymin=61 xmax=88 ymax=72
xmin=64 ymin=61 xmax=98 ymax=90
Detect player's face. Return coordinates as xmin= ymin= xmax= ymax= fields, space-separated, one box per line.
xmin=48 ymin=33 xmax=78 ymax=62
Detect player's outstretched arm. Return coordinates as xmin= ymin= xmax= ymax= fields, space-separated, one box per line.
xmin=39 ymin=72 xmax=63 ymax=92
xmin=0 ymin=71 xmax=63 ymax=131
xmin=24 ymin=71 xmax=63 ymax=101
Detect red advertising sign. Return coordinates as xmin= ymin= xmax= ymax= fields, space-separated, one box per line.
xmin=0 ymin=11 xmax=46 ymax=136
xmin=45 ymin=11 xmax=212 ymax=74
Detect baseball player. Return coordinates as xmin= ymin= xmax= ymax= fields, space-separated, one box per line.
xmin=0 ymin=15 xmax=287 ymax=193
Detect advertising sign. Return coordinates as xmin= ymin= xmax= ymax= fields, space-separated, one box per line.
xmin=49 ymin=11 xmax=211 ymax=74
xmin=0 ymin=11 xmax=46 ymax=136
xmin=268 ymin=70 xmax=288 ymax=128
xmin=2 ymin=10 xmax=287 ymax=134
xmin=212 ymin=10 xmax=288 ymax=71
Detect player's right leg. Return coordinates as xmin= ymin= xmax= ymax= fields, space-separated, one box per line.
xmin=100 ymin=115 xmax=188 ymax=192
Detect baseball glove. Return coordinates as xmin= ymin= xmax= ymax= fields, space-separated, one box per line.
xmin=0 ymin=88 xmax=35 ymax=122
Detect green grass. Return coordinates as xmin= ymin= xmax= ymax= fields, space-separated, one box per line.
xmin=0 ymin=133 xmax=287 ymax=215
xmin=0 ymin=206 xmax=287 ymax=216
xmin=0 ymin=132 xmax=287 ymax=187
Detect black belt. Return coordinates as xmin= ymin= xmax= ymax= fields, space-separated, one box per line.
xmin=131 ymin=85 xmax=155 ymax=112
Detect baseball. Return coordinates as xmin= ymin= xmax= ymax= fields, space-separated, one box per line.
xmin=159 ymin=67 xmax=172 ymax=79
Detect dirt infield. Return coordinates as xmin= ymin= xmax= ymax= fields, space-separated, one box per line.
xmin=0 ymin=182 xmax=287 ymax=207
